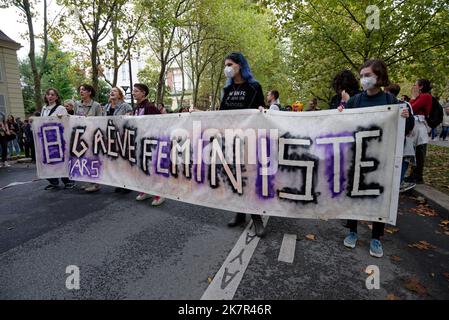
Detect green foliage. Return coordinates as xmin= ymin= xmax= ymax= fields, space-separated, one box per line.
xmin=16 ymin=0 xmax=448 ymax=113
xmin=137 ymin=57 xmax=161 ymax=102
xmin=263 ymin=0 xmax=449 ymax=106
xmin=19 ymin=41 xmax=87 ymax=113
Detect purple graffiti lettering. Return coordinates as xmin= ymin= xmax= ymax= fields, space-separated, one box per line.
xmin=316 ymin=132 xmax=354 ymax=198
xmin=39 ymin=123 xmax=65 ymax=165
xmin=69 ymin=156 xmax=102 ymax=179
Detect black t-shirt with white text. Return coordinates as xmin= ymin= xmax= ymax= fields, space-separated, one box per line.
xmin=220 ymin=81 xmax=265 ymax=110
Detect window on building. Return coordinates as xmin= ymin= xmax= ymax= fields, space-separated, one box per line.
xmin=0 ymin=94 xmax=6 ymax=114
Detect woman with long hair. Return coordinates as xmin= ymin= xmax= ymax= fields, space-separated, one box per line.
xmin=40 ymin=88 xmax=74 ymax=190
xmin=407 ymin=79 xmax=432 ymax=184
xmin=219 ymin=52 xmax=266 ymax=238
xmin=6 ymin=115 xmax=21 ymax=157
xmin=105 ymin=87 xmax=133 ymax=194
xmin=75 ymin=84 xmax=102 ymax=193
xmin=105 ymin=87 xmax=133 ymax=116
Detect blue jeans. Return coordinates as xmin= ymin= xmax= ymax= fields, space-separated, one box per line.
xmin=440 ymin=126 xmax=449 ymax=140
xmin=8 ymin=138 xmax=21 ymax=156
xmin=431 ymin=128 xmax=438 ymax=139
xmin=401 ymin=160 xmax=409 ymax=183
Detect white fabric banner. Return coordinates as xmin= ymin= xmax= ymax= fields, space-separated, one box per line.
xmin=32 ymin=106 xmax=405 ymax=225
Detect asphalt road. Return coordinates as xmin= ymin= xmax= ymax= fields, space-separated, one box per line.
xmin=0 ymin=163 xmax=448 ymax=300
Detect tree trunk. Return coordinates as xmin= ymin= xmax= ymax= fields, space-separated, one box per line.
xmin=91 ymin=41 xmax=99 ymax=96
xmin=23 ymin=0 xmax=44 ymax=111
xmin=179 ymin=53 xmax=185 ymax=109
xmin=156 ymin=63 xmax=166 ymax=105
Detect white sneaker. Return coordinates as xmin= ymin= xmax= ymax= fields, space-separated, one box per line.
xmin=136 ymin=192 xmax=152 ymax=201
xmin=85 ymin=183 xmax=100 ymax=193
xmin=151 ymin=196 xmax=165 ymax=206
xmin=400 ymin=182 xmax=416 ymax=193
xmin=3 ymin=161 xmax=10 ymax=167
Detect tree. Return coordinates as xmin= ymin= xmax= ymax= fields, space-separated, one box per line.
xmin=261 ymin=0 xmax=449 ymax=105
xmin=101 ymin=2 xmax=144 ymax=88
xmin=137 ymin=57 xmax=161 ymax=102
xmin=1 ymin=0 xmax=49 ymax=111
xmin=188 ymin=0 xmax=297 ymax=109
xmin=19 ymin=41 xmax=87 ymax=113
xmin=137 ymin=0 xmax=195 ymax=104
xmin=57 ymin=0 xmax=121 ymax=94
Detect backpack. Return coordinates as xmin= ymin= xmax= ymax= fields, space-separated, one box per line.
xmin=425 ymin=97 xmax=443 ymax=129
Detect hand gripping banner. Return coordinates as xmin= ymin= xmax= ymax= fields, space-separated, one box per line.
xmin=32 ymin=105 xmax=405 ymax=225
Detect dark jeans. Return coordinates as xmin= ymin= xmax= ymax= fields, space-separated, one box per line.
xmin=410 ymin=144 xmax=427 ymax=182
xmin=440 ymin=126 xmax=449 ymax=140
xmin=0 ymin=135 xmax=7 ymax=162
xmin=431 ymin=128 xmax=438 ymax=139
xmin=401 ymin=160 xmax=409 ymax=183
xmin=24 ymin=141 xmax=35 ymax=161
xmin=347 ymin=219 xmax=384 ymax=239
xmin=47 ymin=178 xmax=72 ymax=186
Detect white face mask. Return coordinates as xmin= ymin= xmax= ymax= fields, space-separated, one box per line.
xmin=361 ymin=76 xmax=377 ymax=91
xmin=224 ymin=66 xmax=236 ymax=79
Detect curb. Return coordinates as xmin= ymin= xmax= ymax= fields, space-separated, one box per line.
xmin=411 ymin=184 xmax=449 ymax=218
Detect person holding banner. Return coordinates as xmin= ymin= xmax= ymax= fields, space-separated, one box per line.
xmin=40 ymin=88 xmax=75 ymax=190
xmin=64 ymin=100 xmax=76 ymax=115
xmin=75 ymin=84 xmax=102 ymax=193
xmin=104 ymin=87 xmax=133 ymax=194
xmin=219 ymin=52 xmax=267 ymax=238
xmin=339 ymin=59 xmax=409 ymax=258
xmin=105 ymin=87 xmax=133 ymax=116
xmin=132 ymin=83 xmax=165 ymax=206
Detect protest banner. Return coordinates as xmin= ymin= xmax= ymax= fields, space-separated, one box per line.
xmin=33 ymin=105 xmax=405 ymax=224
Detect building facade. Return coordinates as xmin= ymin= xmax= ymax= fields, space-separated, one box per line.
xmin=0 ymin=30 xmax=24 ymax=118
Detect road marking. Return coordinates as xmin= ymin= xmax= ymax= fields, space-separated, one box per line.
xmin=278 ymin=234 xmax=297 ymax=263
xmin=201 ymin=215 xmax=269 ymax=300
xmin=0 ymin=180 xmax=39 ymax=190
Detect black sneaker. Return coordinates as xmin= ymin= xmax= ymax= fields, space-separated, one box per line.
xmin=228 ymin=213 xmax=246 ymax=227
xmin=251 ymin=215 xmax=266 ymax=238
xmin=44 ymin=184 xmax=59 ymax=190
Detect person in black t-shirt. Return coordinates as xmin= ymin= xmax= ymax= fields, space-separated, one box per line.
xmin=220 ymin=54 xmax=265 ymax=111
xmin=219 ymin=52 xmax=267 ymax=238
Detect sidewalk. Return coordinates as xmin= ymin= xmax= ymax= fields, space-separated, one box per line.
xmin=428 ymin=139 xmax=449 ymax=148
xmin=412 ymin=184 xmax=449 ymax=219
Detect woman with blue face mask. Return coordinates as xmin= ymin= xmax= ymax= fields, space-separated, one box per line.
xmin=219 ymin=52 xmax=267 ymax=238
xmin=339 ymin=59 xmax=410 ymax=258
